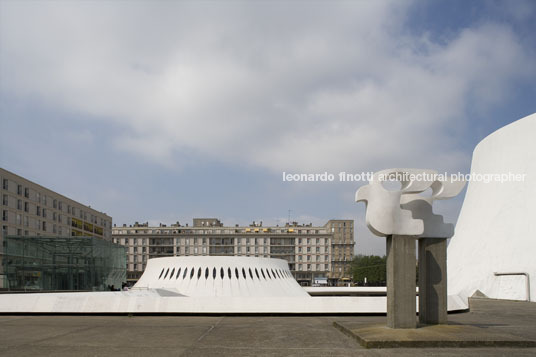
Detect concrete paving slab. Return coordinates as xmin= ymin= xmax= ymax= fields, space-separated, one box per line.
xmin=0 ymin=298 xmax=534 ymax=356
xmin=0 ymin=323 xmax=95 ymax=347
xmin=0 ymin=345 xmax=189 ymax=357
xmin=334 ymin=321 xmax=536 ymax=348
xmin=197 ymin=316 xmax=360 ymax=350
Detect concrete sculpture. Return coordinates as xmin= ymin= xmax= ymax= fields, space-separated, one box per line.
xmin=356 ymin=168 xmax=465 ymax=328
xmin=355 ymin=168 xmax=436 ymax=236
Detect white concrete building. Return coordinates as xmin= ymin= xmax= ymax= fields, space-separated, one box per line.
xmin=447 ymin=113 xmax=536 ymax=304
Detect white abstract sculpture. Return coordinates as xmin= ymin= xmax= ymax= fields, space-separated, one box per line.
xmin=356 ymin=168 xmax=465 ymax=328
xmin=355 ymin=168 xmax=465 ymax=238
xmin=401 ymin=179 xmax=466 ymax=238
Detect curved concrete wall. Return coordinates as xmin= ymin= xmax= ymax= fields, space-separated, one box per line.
xmin=448 ymin=113 xmax=536 ymax=303
xmin=133 ymin=256 xmax=310 ymax=297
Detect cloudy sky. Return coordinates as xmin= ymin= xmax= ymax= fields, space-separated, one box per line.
xmin=1 ymin=0 xmax=535 ymax=255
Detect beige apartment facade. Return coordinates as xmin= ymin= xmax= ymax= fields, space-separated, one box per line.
xmin=1 ymin=168 xmax=112 ymax=240
xmin=112 ymin=218 xmax=354 ymax=286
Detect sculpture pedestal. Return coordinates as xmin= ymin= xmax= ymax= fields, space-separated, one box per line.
xmin=418 ymin=238 xmax=447 ymax=325
xmin=387 ymin=235 xmax=417 ymax=329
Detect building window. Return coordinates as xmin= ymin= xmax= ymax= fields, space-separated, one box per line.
xmin=16 ymin=214 xmax=21 ymax=225
xmin=24 ymin=188 xmax=29 ymax=198
xmin=42 ymin=221 xmax=46 ymax=231
xmin=53 ymin=199 xmax=57 ymax=209
xmin=17 ymin=199 xmax=22 ymax=210
xmin=36 ymin=206 xmax=41 ymax=216
xmin=2 ymin=210 xmax=7 ymax=221
xmin=24 ymin=202 xmax=29 ymax=212
xmin=24 ymin=216 xmax=28 ymax=227
xmin=17 ymin=185 xmax=22 ymax=195
xmin=42 ymin=208 xmax=47 ymax=218
xmin=2 ymin=179 xmax=8 ymax=190
xmin=2 ymin=194 xmax=7 ymax=206
xmin=58 ymin=201 xmax=62 ymax=210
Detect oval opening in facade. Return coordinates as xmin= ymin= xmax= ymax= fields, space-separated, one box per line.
xmin=170 ymin=268 xmax=175 ymax=279
xmin=163 ymin=268 xmax=170 ymax=279
xmin=158 ymin=268 xmax=165 ymax=279
xmin=176 ymin=267 xmax=182 ymax=279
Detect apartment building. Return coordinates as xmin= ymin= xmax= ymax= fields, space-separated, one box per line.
xmin=112 ymin=218 xmax=354 ymax=286
xmin=1 ymin=168 xmax=112 ymax=240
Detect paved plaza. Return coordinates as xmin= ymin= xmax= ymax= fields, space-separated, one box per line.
xmin=0 ymin=298 xmax=535 ymax=356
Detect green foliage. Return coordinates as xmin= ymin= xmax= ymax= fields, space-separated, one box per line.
xmin=350 ymin=254 xmax=386 ymax=286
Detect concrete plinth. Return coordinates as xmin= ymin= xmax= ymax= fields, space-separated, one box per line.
xmin=419 ymin=238 xmax=447 ymax=325
xmin=386 ymin=235 xmax=417 ymax=329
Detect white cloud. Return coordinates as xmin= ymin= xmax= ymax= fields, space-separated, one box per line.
xmin=1 ymin=1 xmax=533 ymax=175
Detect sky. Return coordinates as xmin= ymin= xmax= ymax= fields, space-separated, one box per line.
xmin=1 ymin=0 xmax=535 ymax=255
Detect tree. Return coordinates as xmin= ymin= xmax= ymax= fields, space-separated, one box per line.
xmin=350 ymin=254 xmax=386 ymax=286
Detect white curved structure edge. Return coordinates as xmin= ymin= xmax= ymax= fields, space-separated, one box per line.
xmin=133 ymin=256 xmax=309 ymax=297
xmin=448 ymin=113 xmax=536 ymax=305
xmin=0 ymin=256 xmax=469 ymax=313
xmin=0 ymin=290 xmax=468 ymax=314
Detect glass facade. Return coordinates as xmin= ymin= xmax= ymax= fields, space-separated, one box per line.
xmin=2 ymin=236 xmax=126 ymax=291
